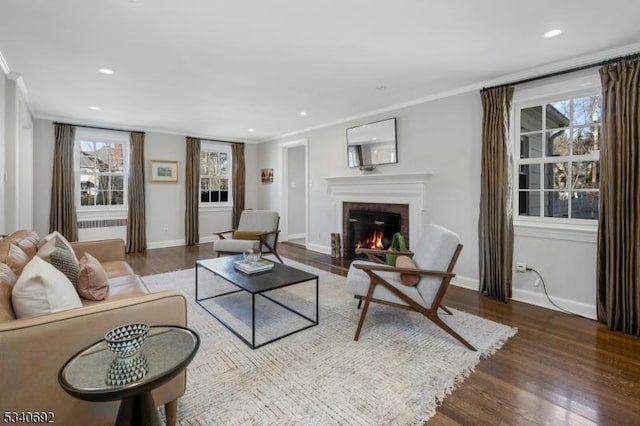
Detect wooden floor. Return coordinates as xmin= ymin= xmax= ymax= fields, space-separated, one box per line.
xmin=126 ymin=242 xmax=640 ymax=425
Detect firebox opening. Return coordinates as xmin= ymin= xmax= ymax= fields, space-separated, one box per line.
xmin=347 ymin=210 xmax=401 ymax=259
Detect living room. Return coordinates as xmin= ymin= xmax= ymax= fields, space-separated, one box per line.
xmin=2 ymin=1 xmax=640 ymax=424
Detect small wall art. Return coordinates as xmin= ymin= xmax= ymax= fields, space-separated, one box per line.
xmin=260 ymin=168 xmax=274 ymax=183
xmin=150 ymin=160 xmax=179 ymax=183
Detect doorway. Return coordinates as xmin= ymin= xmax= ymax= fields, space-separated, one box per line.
xmin=281 ymin=139 xmax=308 ymax=246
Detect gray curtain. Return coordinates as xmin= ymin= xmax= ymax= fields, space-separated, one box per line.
xmin=232 ymin=143 xmax=246 ymax=228
xmin=597 ymin=58 xmax=640 ymax=335
xmin=49 ymin=124 xmax=78 ymax=241
xmin=185 ymin=137 xmax=200 ymax=246
xmin=126 ymin=132 xmax=146 ymax=253
xmin=478 ymin=86 xmax=514 ymax=302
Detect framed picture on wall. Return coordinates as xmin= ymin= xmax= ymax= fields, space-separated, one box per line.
xmin=150 ymin=160 xmax=179 ymax=183
xmin=261 ymin=168 xmax=273 ymax=183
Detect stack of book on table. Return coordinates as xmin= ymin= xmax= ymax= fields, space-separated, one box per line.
xmin=233 ymin=259 xmax=274 ymax=274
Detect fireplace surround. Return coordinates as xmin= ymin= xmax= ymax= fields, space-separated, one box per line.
xmin=326 ymin=172 xmax=432 ymax=256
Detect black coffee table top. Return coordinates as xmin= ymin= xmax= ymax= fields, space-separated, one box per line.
xmin=196 ymin=255 xmax=318 ymax=294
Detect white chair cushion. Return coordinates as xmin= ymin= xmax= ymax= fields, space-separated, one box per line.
xmin=411 ymin=224 xmax=460 ymax=306
xmin=346 ymin=260 xmax=427 ymax=308
xmin=237 ymin=210 xmax=279 ymax=247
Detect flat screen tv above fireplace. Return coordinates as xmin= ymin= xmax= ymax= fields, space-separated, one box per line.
xmin=347 ymin=118 xmax=397 ymax=169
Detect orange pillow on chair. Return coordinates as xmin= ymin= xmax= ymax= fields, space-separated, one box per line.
xmin=396 ymin=255 xmax=420 ymax=286
xmin=233 ymin=230 xmax=263 ymax=240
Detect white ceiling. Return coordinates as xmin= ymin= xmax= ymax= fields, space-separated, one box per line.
xmin=1 ymin=0 xmax=639 ymax=143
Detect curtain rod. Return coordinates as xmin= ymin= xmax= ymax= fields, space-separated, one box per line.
xmin=481 ymin=51 xmax=640 ymax=92
xmin=195 ymin=137 xmax=244 ymax=145
xmin=53 ymin=122 xmax=138 ymax=133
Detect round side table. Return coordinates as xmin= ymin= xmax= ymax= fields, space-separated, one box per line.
xmin=59 ymin=325 xmax=200 ymax=426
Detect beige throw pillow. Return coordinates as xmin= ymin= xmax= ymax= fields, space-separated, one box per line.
xmin=11 ymin=257 xmax=83 ymax=319
xmin=77 ymin=253 xmax=110 ymax=301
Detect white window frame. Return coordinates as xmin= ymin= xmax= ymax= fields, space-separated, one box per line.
xmin=199 ymin=141 xmax=233 ymax=210
xmin=74 ymin=129 xmax=129 ymax=220
xmin=512 ymin=72 xmax=601 ymax=231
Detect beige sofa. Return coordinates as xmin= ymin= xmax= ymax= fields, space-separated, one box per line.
xmin=0 ymin=230 xmax=188 ymax=425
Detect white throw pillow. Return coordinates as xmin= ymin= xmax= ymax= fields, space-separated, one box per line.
xmin=11 ymin=256 xmax=83 ymax=319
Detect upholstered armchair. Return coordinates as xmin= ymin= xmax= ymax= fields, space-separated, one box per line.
xmin=213 ymin=210 xmax=283 ymax=263
xmin=345 ymin=223 xmax=476 ymax=351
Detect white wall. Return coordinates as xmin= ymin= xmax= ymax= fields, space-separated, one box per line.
xmin=2 ymin=74 xmax=34 ymax=234
xmin=258 ymin=89 xmax=598 ymax=318
xmin=0 ymin=74 xmax=6 ymax=234
xmin=32 ymin=120 xmax=259 ymax=247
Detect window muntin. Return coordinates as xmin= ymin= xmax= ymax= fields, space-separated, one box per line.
xmin=200 ymin=143 xmax=232 ymax=206
xmin=76 ymin=131 xmax=128 ymax=210
xmin=516 ymin=94 xmax=601 ymax=222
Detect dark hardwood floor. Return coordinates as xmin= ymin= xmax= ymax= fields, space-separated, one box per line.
xmin=126 ymin=242 xmax=640 ymax=425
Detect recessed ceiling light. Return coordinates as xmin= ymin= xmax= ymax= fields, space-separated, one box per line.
xmin=248 ymin=128 xmax=255 ymax=132
xmin=544 ymin=29 xmax=563 ymax=38
xmin=376 ymin=85 xmax=387 ymax=91
xmin=98 ymin=68 xmax=114 ymax=75
xmin=89 ymin=106 xmax=101 ymax=110
xmin=300 ymin=111 xmax=307 ymax=116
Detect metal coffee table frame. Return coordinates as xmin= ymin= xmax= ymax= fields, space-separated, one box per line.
xmin=195 ymin=256 xmax=319 ymax=349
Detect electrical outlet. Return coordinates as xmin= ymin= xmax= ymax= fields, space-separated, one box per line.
xmin=516 ymin=262 xmax=527 ymax=273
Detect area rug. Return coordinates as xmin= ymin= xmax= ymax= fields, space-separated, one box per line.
xmin=143 ymin=258 xmax=517 ymax=425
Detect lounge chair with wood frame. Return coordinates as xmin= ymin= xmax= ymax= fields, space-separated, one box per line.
xmin=345 ymin=224 xmax=476 ymax=351
xmin=213 ymin=210 xmax=283 ymax=263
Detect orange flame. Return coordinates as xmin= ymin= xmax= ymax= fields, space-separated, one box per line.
xmin=356 ymin=230 xmax=384 ymax=250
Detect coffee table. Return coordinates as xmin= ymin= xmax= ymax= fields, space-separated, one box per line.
xmin=58 ymin=326 xmax=200 ymax=426
xmin=195 ymin=255 xmax=318 ymax=349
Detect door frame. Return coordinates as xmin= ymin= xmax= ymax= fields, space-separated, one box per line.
xmin=280 ymin=138 xmax=309 ymax=244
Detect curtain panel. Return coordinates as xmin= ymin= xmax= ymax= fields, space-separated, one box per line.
xmin=185 ymin=137 xmax=201 ymax=246
xmin=597 ymin=58 xmax=640 ymax=335
xmin=126 ymin=132 xmax=146 ymax=253
xmin=232 ymin=143 xmax=246 ymax=228
xmin=478 ymin=86 xmax=514 ymax=302
xmin=49 ymin=124 xmax=78 ymax=241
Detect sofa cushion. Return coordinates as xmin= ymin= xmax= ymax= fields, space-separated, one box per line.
xmin=37 ymin=238 xmax=80 ymax=286
xmin=0 ymin=263 xmax=17 ymax=322
xmin=2 ymin=244 xmax=30 ymax=276
xmin=77 ymin=253 xmax=109 ymax=301
xmin=16 ymin=231 xmax=40 ymax=258
xmin=11 ymin=257 xmax=83 ymax=319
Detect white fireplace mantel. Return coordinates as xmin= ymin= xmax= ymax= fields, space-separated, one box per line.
xmin=325 ymin=172 xmax=433 ymax=246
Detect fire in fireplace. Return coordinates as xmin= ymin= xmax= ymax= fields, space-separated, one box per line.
xmin=346 ymin=210 xmax=401 ymax=259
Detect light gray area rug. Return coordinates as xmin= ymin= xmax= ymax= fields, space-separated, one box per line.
xmin=143 ymin=258 xmax=517 ymax=425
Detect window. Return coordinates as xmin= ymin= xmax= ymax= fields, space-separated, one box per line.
xmin=75 ymin=129 xmax=129 ymax=211
xmin=516 ymin=93 xmax=601 ymax=222
xmin=200 ymin=142 xmax=232 ymax=206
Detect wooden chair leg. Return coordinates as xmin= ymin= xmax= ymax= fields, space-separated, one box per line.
xmin=440 ymin=305 xmax=453 ymax=315
xmin=165 ymin=399 xmax=178 ymax=426
xmin=428 ymin=314 xmax=477 ymax=351
xmin=354 ymin=283 xmax=377 ymax=341
xmin=272 ymin=249 xmax=284 ymax=264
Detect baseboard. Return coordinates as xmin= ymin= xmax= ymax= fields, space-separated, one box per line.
xmin=147 ymin=239 xmax=186 ymax=249
xmin=287 ymin=233 xmax=305 ymax=240
xmin=199 ymin=235 xmax=217 ymax=244
xmin=511 ymin=288 xmax=597 ymax=320
xmin=307 ymin=243 xmax=331 ymax=255
xmin=451 ymin=275 xmax=478 ymax=291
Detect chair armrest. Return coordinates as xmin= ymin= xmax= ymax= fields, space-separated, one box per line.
xmin=214 ymin=229 xmax=236 ymax=240
xmin=353 ymin=262 xmax=455 ymax=278
xmin=355 ymin=248 xmax=413 ymax=263
xmin=71 ymin=239 xmax=125 ymax=262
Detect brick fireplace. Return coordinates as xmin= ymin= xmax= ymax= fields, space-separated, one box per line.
xmin=342 ymin=202 xmax=409 ymax=259
xmin=325 ymin=172 xmax=432 ymax=257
